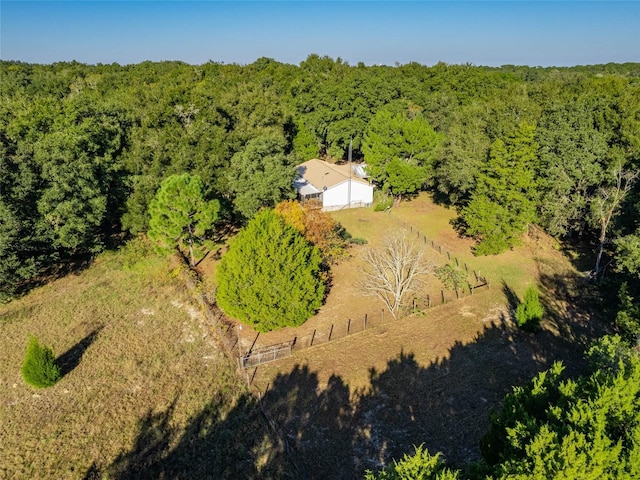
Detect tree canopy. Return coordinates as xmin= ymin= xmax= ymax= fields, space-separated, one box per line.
xmin=227 ymin=134 xmax=297 ymax=219
xmin=147 ymin=173 xmax=221 ymax=266
xmin=362 ymin=107 xmax=442 ymax=198
xmin=215 ymin=209 xmax=325 ymax=332
xmin=1 ymin=58 xmax=638 ymax=311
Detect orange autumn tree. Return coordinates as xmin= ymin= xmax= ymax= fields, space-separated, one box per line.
xmin=274 ymin=200 xmax=348 ymax=264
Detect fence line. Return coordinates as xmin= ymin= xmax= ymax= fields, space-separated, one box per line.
xmin=242 ymin=341 xmax=293 ymax=368
xmin=241 ymin=219 xmax=493 ymax=370
xmin=241 ymin=281 xmax=491 ymax=369
xmin=405 ymin=221 xmax=490 ymax=289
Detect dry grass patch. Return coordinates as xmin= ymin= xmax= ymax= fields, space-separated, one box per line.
xmin=237 ymin=195 xmax=607 ymax=476
xmin=0 ymin=240 xmax=285 ymax=479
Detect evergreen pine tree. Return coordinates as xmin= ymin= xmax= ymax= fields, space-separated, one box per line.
xmin=21 ymin=336 xmax=61 ymax=388
xmin=216 ymin=210 xmax=325 ymax=332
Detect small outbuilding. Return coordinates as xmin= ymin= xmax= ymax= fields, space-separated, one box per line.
xmin=294 ymin=159 xmax=374 ymax=211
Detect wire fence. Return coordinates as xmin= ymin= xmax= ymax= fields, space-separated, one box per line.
xmin=240 ymin=220 xmax=492 ymax=369
xmin=241 ymin=282 xmax=490 ymax=369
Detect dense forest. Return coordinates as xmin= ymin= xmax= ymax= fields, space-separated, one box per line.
xmin=1 ymin=57 xmax=640 ymax=478
xmin=2 ymin=57 xmax=638 ymax=317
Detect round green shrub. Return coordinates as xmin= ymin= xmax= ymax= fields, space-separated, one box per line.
xmin=216 ymin=210 xmax=325 ymax=332
xmin=22 ymin=336 xmax=61 ymax=388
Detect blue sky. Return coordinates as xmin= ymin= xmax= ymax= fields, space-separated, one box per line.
xmin=1 ymin=1 xmax=639 ymax=67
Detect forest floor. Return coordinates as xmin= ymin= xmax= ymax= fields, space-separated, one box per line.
xmin=199 ymin=193 xmax=610 ymax=475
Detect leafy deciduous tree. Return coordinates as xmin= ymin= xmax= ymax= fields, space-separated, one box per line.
xmin=362 ymin=108 xmax=442 ymax=200
xmin=227 ymin=134 xmax=297 ymax=219
xmin=274 ymin=199 xmax=348 ymax=264
xmin=590 ymin=164 xmax=639 ymax=277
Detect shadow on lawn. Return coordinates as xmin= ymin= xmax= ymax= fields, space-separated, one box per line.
xmin=105 ymin=391 xmax=292 ymax=479
xmin=106 ymin=309 xmax=601 ymax=479
xmin=501 ymin=280 xmax=520 ymax=318
xmin=57 ymin=325 xmax=104 ymax=378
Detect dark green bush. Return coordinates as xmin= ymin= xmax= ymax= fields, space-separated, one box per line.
xmin=349 ymin=237 xmax=368 ymax=245
xmin=21 ymin=336 xmax=61 ymax=388
xmin=216 ymin=210 xmax=325 ymax=332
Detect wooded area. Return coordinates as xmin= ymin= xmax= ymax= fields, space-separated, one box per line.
xmin=1 ymin=56 xmax=639 ymax=478
xmin=2 ymin=58 xmax=638 ymax=331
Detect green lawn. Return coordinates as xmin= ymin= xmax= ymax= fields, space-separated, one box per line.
xmin=334 ymin=193 xmax=552 ymax=298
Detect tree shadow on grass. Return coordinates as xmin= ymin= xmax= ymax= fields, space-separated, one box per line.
xmin=57 ymin=325 xmax=104 ymax=378
xmin=501 ymin=280 xmax=520 ymax=318
xmin=537 ymin=271 xmax=610 ymax=347
xmin=106 ymin=312 xmax=602 ymax=479
xmin=106 ymin=391 xmax=293 ymax=479
xmin=256 ymin=316 xmax=595 ymax=477
xmin=259 ymin=365 xmax=356 ymax=478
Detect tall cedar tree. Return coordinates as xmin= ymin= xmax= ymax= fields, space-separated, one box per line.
xmin=481 ymin=358 xmax=640 ymax=479
xmin=148 ymin=174 xmax=220 ymax=266
xmin=216 ymin=210 xmax=324 ymax=332
xmin=462 ymin=122 xmax=539 ymax=255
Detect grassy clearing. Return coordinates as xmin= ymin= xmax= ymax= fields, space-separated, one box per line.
xmin=241 ymin=194 xmax=607 ymax=475
xmin=0 ymin=239 xmax=285 ymax=479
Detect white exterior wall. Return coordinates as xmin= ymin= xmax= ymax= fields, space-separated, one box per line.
xmin=322 ymin=180 xmax=373 ymax=211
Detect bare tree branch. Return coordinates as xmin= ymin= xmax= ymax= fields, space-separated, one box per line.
xmin=360 ymin=230 xmax=435 ymax=319
xmin=591 ymin=164 xmax=639 ymax=278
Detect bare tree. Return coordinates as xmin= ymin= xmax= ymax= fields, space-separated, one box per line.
xmin=361 ymin=231 xmax=435 ymax=319
xmin=590 ymin=164 xmax=639 ymax=278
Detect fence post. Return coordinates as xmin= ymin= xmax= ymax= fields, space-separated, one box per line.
xmin=447 ymin=251 xmax=451 ymax=260
xmin=329 ymin=324 xmax=334 ymax=341
xmin=364 ymin=313 xmax=367 ymax=330
xmin=469 ymin=283 xmax=473 ymax=295
xmin=424 ymin=235 xmax=427 ymax=244
xmin=427 ymin=294 xmax=431 ymax=307
xmin=464 ymin=263 xmax=468 ymax=273
xmin=455 ymin=287 xmax=459 ymax=299
xmin=441 ymin=290 xmax=445 ymax=304
xmin=439 ymin=245 xmax=442 ymax=254
xmin=310 ymin=329 xmax=316 ymax=346
xmin=347 ymin=318 xmax=351 ymax=334
xmin=381 ymin=309 xmax=384 ymax=323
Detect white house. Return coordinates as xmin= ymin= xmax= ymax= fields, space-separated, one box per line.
xmin=294 ymin=159 xmax=373 ymax=211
